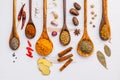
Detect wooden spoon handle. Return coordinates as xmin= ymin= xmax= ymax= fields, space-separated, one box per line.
xmin=29 ymin=0 xmax=32 ymax=21
xmin=63 ymin=0 xmax=66 ymax=24
xmin=43 ymin=0 xmax=47 ymax=30
xmin=13 ymin=0 xmax=16 ymax=35
xmin=102 ymin=0 xmax=108 ymax=22
xmin=102 ymin=0 xmax=108 ymax=17
xmin=84 ymin=0 xmax=87 ymax=34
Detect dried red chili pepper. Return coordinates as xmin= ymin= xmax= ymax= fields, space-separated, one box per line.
xmin=18 ymin=4 xmax=25 ymax=21
xmin=26 ymin=53 xmax=33 ymax=58
xmin=27 ymin=40 xmax=32 ymax=47
xmin=21 ymin=10 xmax=26 ymax=29
xmin=26 ymin=47 xmax=34 ymax=51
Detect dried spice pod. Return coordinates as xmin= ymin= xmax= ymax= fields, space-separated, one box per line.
xmin=21 ymin=10 xmax=26 ymax=29
xmin=97 ymin=51 xmax=107 ymax=69
xmin=104 ymin=45 xmax=111 ymax=57
xmin=18 ymin=4 xmax=25 ymax=22
xmin=69 ymin=8 xmax=79 ymax=16
xmin=72 ymin=17 xmax=79 ymax=26
xmin=74 ymin=2 xmax=81 ymax=10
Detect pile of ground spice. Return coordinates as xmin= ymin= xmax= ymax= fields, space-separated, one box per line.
xmin=36 ymin=39 xmax=53 ymax=56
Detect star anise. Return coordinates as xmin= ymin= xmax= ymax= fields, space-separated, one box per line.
xmin=74 ymin=29 xmax=80 ymax=36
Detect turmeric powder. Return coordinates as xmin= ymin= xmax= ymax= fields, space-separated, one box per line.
xmin=100 ymin=24 xmax=110 ymax=40
xmin=35 ymin=39 xmax=53 ymax=56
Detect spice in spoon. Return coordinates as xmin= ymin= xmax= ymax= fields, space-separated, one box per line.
xmin=10 ymin=37 xmax=19 ymax=50
xmin=25 ymin=24 xmax=36 ymax=38
xmin=36 ymin=39 xmax=53 ymax=56
xmin=60 ymin=31 xmax=70 ymax=45
xmin=79 ymin=41 xmax=93 ymax=53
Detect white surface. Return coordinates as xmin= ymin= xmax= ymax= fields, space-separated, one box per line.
xmin=0 ymin=0 xmax=119 ymax=80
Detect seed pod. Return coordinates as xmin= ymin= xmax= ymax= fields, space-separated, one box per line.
xmin=69 ymin=8 xmax=79 ymax=16
xmin=18 ymin=4 xmax=25 ymax=21
xmin=51 ymin=20 xmax=58 ymax=26
xmin=74 ymin=2 xmax=81 ymax=10
xmin=72 ymin=17 xmax=79 ymax=26
xmin=104 ymin=45 xmax=111 ymax=57
xmin=97 ymin=51 xmax=107 ymax=69
xmin=21 ymin=10 xmax=26 ymax=29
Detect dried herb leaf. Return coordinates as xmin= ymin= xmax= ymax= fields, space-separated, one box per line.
xmin=104 ymin=45 xmax=111 ymax=57
xmin=97 ymin=51 xmax=107 ymax=69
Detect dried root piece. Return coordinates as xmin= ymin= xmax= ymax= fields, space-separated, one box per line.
xmin=37 ymin=58 xmax=52 ymax=67
xmin=38 ymin=64 xmax=50 ymax=75
xmin=37 ymin=58 xmax=52 ymax=75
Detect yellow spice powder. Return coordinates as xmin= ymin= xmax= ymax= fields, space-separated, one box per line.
xmin=36 ymin=39 xmax=53 ymax=56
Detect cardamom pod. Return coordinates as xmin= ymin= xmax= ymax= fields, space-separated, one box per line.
xmin=97 ymin=51 xmax=107 ymax=69
xmin=104 ymin=45 xmax=111 ymax=57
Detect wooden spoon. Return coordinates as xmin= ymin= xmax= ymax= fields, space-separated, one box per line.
xmin=35 ymin=0 xmax=53 ymax=56
xmin=99 ymin=0 xmax=111 ymax=40
xmin=77 ymin=0 xmax=94 ymax=57
xmin=59 ymin=0 xmax=71 ymax=46
xmin=9 ymin=0 xmax=20 ymax=50
xmin=25 ymin=0 xmax=36 ymax=39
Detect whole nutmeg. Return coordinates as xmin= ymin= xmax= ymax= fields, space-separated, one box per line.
xmin=72 ymin=17 xmax=79 ymax=26
xmin=69 ymin=8 xmax=79 ymax=16
xmin=74 ymin=2 xmax=81 ymax=10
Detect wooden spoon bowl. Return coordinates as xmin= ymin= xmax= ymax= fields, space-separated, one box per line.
xmin=77 ymin=33 xmax=94 ymax=57
xmin=77 ymin=0 xmax=94 ymax=57
xmin=25 ymin=22 xmax=36 ymax=39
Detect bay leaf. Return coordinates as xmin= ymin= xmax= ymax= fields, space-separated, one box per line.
xmin=104 ymin=45 xmax=111 ymax=57
xmin=97 ymin=51 xmax=107 ymax=69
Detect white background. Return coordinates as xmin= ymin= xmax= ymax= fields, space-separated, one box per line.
xmin=0 ymin=0 xmax=120 ymax=80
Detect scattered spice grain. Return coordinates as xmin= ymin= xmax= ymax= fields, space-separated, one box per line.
xmin=90 ymin=4 xmax=95 ymax=8
xmin=93 ymin=25 xmax=96 ymax=28
xmin=90 ymin=21 xmax=92 ymax=24
xmin=91 ymin=11 xmax=95 ymax=15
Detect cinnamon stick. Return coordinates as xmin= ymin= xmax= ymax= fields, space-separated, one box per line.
xmin=59 ymin=58 xmax=73 ymax=71
xmin=57 ymin=54 xmax=73 ymax=62
xmin=58 ymin=47 xmax=73 ymax=57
